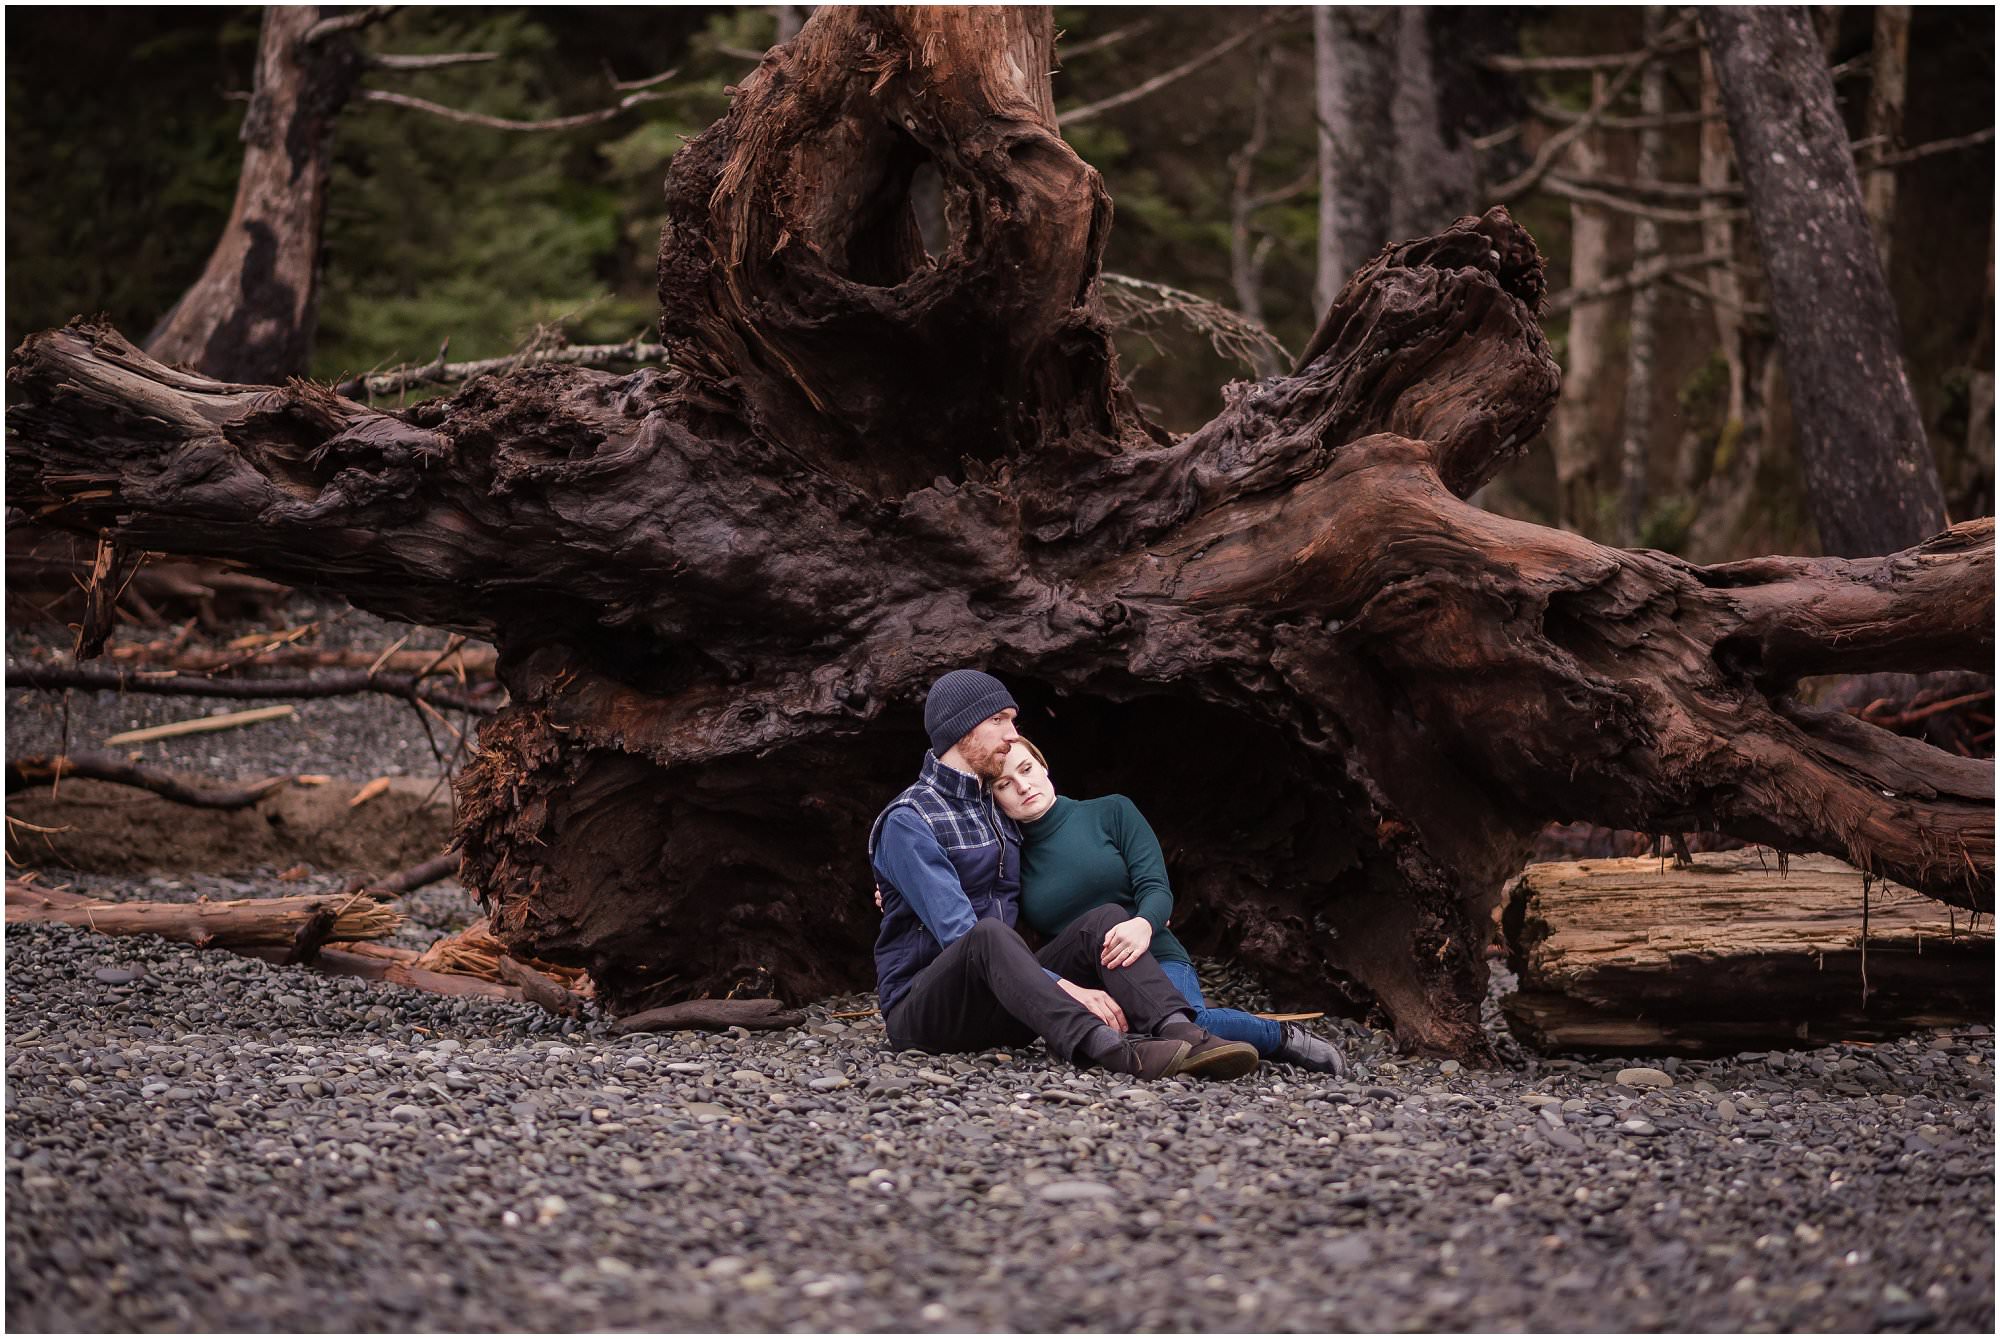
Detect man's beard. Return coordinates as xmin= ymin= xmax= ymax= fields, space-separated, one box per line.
xmin=968 ymin=749 xmax=1009 ymax=783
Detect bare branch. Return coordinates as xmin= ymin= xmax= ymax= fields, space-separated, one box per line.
xmin=1491 ymin=13 xmax=1699 ymax=204
xmin=1867 ymin=126 xmax=1996 ymax=171
xmin=1100 ymin=272 xmax=1293 ymax=373
xmin=1544 ymin=249 xmax=1733 ymax=317
xmin=1482 ymin=36 xmax=1701 ymax=73
xmin=1249 ymin=168 xmax=1316 ymax=210
xmin=1470 ymin=123 xmax=1525 ymax=152
xmin=604 ymin=63 xmax=682 ymax=93
xmin=365 ymin=51 xmax=499 ymax=72
xmin=1552 ymin=170 xmax=1735 ymax=202
xmin=303 ymin=6 xmax=395 ymax=45
xmin=357 ymin=86 xmax=666 ymax=133
xmin=1664 ymin=271 xmax=1770 ymax=320
xmin=1057 ymin=18 xmax=1157 ymax=61
xmin=334 ymin=336 xmax=670 ymax=399
xmin=1541 ymin=175 xmax=1745 ymax=226
xmin=1058 ymin=9 xmax=1299 ymax=127
xmin=1527 ymin=97 xmax=1720 ymax=130
xmin=1547 ymin=127 xmax=1996 ymax=206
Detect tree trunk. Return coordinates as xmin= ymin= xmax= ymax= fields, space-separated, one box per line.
xmin=1387 ymin=8 xmax=1472 ymax=241
xmin=1617 ymin=7 xmax=1669 ymax=547
xmin=10 ymin=8 xmax=1993 ymax=1060
xmin=1702 ymin=6 xmax=1947 ymax=558
xmin=1313 ymin=7 xmax=1399 ymax=316
xmin=1551 ymin=73 xmax=1613 ymax=537
xmin=1862 ymin=5 xmax=1910 ymax=269
xmin=1686 ymin=46 xmax=1778 ymax=562
xmin=1227 ymin=42 xmax=1283 ymax=380
xmin=143 ymin=6 xmax=359 ymax=383
xmin=1501 ymin=851 xmax=1994 ymax=1055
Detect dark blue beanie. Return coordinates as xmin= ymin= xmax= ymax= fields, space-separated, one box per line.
xmin=923 ymin=669 xmax=1018 ymax=755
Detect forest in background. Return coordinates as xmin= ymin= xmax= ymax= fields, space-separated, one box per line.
xmin=7 ymin=4 xmax=1993 ymax=563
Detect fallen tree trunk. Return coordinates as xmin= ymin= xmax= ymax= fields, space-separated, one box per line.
xmin=4 ymin=881 xmax=400 ymax=948
xmin=1501 ymin=851 xmax=1994 ymax=1054
xmin=9 ymin=8 xmax=1991 ymax=1059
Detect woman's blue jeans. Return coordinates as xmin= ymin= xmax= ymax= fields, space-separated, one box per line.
xmin=1159 ymin=959 xmax=1282 ymax=1056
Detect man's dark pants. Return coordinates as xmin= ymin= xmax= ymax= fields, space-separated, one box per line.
xmin=884 ymin=904 xmax=1193 ymax=1062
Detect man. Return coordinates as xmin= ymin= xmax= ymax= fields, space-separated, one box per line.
xmin=868 ymin=668 xmax=1259 ymax=1080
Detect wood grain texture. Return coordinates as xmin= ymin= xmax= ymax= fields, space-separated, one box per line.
xmin=1502 ymin=851 xmax=1993 ymax=1054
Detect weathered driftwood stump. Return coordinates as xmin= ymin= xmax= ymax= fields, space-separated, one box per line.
xmin=7 ymin=9 xmax=1992 ymax=1058
xmin=1501 ymin=853 xmax=1995 ymax=1054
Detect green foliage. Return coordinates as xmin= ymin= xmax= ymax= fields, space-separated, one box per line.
xmin=316 ymin=10 xmax=672 ymax=377
xmin=1637 ymin=494 xmax=1697 ymax=552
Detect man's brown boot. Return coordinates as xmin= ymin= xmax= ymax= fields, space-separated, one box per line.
xmin=1093 ymin=1037 xmax=1193 ymax=1080
xmin=1157 ymin=1020 xmax=1261 ymax=1080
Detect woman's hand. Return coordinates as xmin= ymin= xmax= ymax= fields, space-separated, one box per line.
xmin=873 ymin=884 xmax=884 ymax=911
xmin=1100 ymin=916 xmax=1153 ymax=970
xmin=1057 ymin=979 xmax=1128 ymax=1032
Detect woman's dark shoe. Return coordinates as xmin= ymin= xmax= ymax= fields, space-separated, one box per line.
xmin=1274 ymin=1022 xmax=1347 ymax=1077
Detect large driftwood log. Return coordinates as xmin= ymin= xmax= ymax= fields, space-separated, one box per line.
xmin=8 ymin=9 xmax=1992 ymax=1058
xmin=1501 ymin=852 xmax=1995 ymax=1054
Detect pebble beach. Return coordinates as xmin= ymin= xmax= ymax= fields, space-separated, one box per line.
xmin=5 ymin=611 xmax=1994 ymax=1332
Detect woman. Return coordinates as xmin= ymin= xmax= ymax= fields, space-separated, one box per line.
xmin=991 ymin=737 xmax=1346 ymax=1075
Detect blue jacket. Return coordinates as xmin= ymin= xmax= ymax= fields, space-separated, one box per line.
xmin=868 ymin=751 xmax=1024 ymax=1017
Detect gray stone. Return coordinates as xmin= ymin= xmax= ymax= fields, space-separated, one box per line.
xmin=1038 ymin=1180 xmax=1117 ymax=1203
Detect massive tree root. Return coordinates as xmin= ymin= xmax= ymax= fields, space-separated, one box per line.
xmin=8 ymin=8 xmax=1990 ymax=1057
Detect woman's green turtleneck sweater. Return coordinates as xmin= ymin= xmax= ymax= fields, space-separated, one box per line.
xmin=1016 ymin=795 xmax=1191 ymax=967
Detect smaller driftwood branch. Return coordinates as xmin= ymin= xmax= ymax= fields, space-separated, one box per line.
xmin=7 ymin=752 xmax=290 ymax=810
xmin=19 ymin=642 xmax=496 ymax=677
xmin=347 ymin=852 xmax=462 ymax=900
xmin=7 ymin=664 xmax=501 ymax=716
xmin=615 ymin=998 xmax=806 ymax=1034
xmin=334 ymin=336 xmax=669 ymax=399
